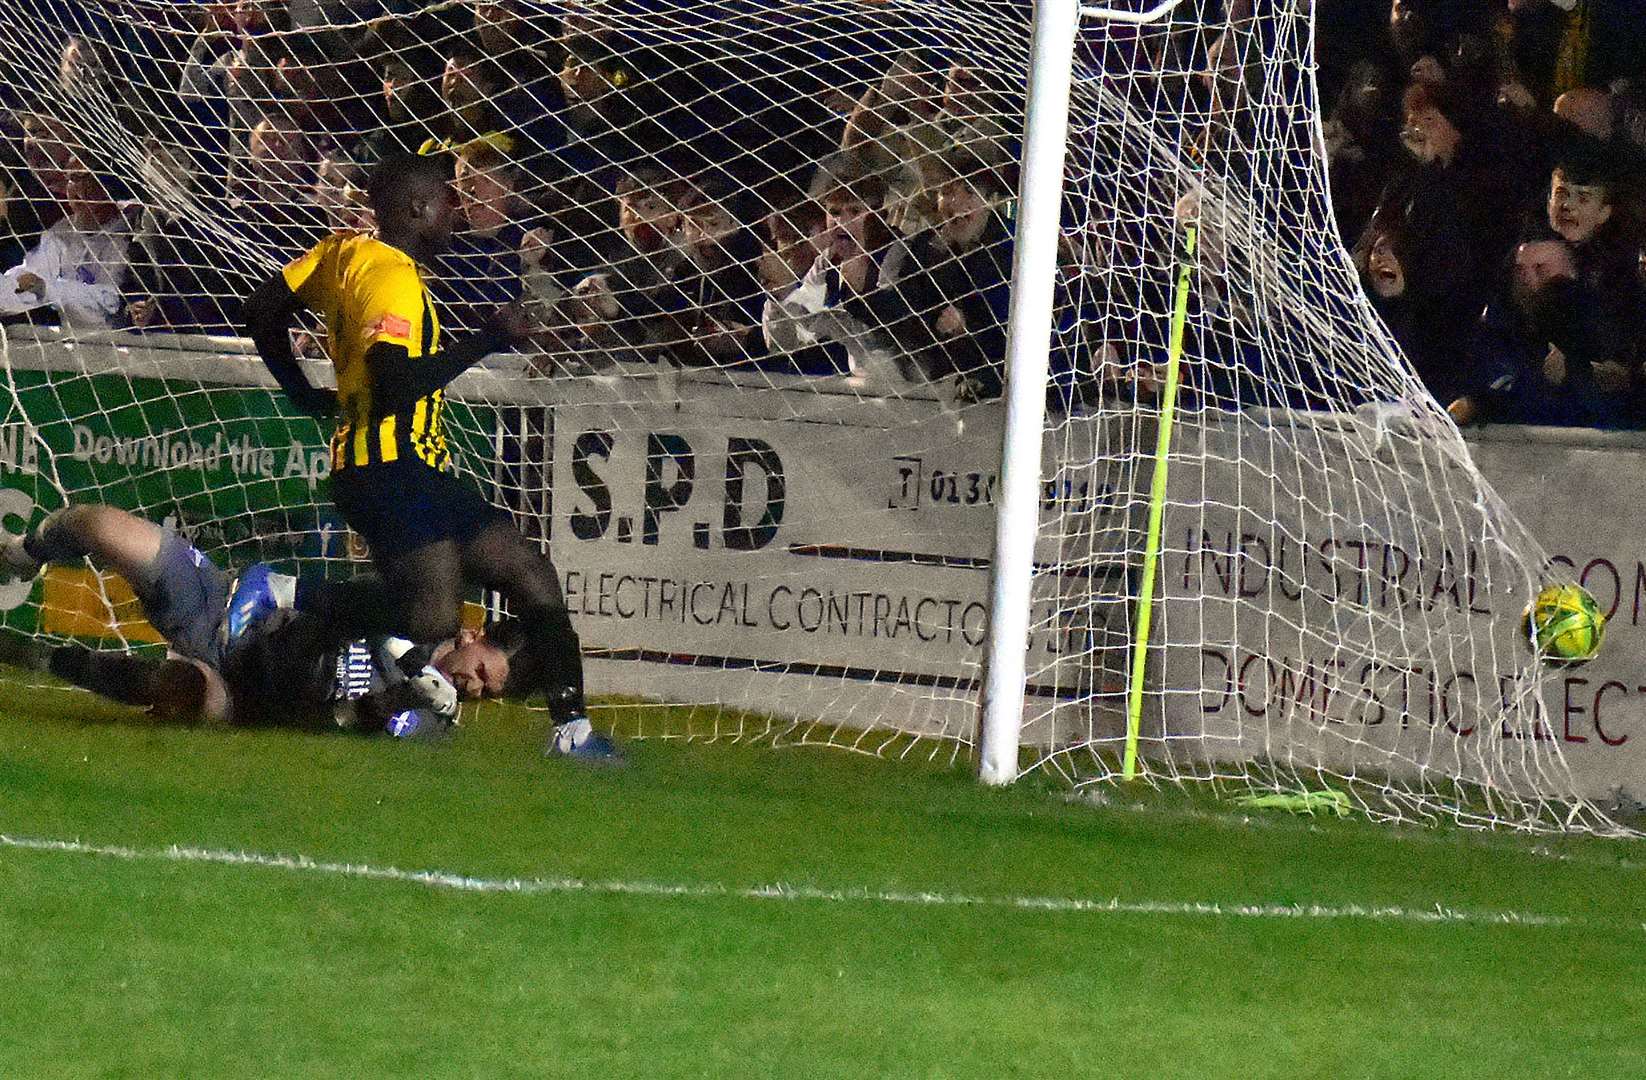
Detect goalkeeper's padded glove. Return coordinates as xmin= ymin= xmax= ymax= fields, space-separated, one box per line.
xmin=400 ymin=665 xmax=459 ymax=719
xmin=372 ymin=637 xmax=458 ymax=718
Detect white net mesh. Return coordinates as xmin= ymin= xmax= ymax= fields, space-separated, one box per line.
xmin=0 ymin=0 xmax=1621 ymax=832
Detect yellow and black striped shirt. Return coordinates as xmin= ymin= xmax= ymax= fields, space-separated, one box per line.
xmin=281 ymin=232 xmax=451 ymax=472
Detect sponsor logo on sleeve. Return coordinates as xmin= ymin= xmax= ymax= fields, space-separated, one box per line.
xmin=368 ymin=313 xmax=412 ymax=339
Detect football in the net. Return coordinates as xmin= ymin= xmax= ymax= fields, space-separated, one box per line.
xmin=1524 ymin=584 xmax=1606 ymax=664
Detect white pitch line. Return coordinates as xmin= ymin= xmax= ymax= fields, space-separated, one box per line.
xmin=0 ymin=831 xmax=1594 ymax=931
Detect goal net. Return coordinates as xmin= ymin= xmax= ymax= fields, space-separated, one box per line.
xmin=0 ymin=0 xmax=1619 ymax=832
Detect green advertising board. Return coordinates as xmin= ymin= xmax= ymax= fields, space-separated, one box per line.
xmin=0 ymin=359 xmax=495 ymax=633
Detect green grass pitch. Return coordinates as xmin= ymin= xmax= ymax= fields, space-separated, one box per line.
xmin=1 ymin=670 xmax=1642 ymax=1078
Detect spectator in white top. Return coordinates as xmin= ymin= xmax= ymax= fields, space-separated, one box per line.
xmin=0 ymin=167 xmax=135 ymax=330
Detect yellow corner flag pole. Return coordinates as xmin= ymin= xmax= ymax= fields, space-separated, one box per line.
xmin=1123 ymin=220 xmax=1198 ymax=781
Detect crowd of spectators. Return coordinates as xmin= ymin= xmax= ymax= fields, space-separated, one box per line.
xmin=1320 ymin=0 xmax=1646 ymax=428
xmin=6 ymin=0 xmax=1644 ymax=426
xmin=0 ymin=0 xmax=1027 ymax=402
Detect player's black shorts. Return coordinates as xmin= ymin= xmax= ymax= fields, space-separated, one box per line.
xmin=329 ymin=459 xmax=506 ymax=560
xmin=137 ymin=529 xmax=231 ymax=668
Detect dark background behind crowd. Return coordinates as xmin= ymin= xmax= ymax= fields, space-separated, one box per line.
xmin=2 ymin=0 xmax=1646 ymax=426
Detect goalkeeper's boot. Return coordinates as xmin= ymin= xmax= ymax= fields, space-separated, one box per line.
xmin=225 ymin=562 xmax=281 ymax=645
xmin=0 ymin=532 xmax=43 ymax=586
xmin=545 ymin=714 xmax=623 ymax=764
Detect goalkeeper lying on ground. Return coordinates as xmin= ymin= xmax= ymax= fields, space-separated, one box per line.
xmin=0 ymin=504 xmax=612 ymax=753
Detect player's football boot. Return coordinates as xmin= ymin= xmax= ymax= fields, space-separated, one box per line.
xmin=225 ymin=561 xmax=279 ymax=645
xmin=0 ymin=533 xmax=43 ymax=585
xmin=545 ymin=714 xmax=623 ymax=763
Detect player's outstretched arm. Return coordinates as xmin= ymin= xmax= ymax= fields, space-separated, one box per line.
xmin=363 ymin=301 xmax=534 ymax=415
xmin=243 ymin=273 xmax=338 ymax=418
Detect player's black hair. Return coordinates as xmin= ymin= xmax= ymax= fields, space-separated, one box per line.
xmin=367 ymin=150 xmax=455 ymax=224
xmin=486 ymin=618 xmax=583 ymax=719
xmin=151 ymin=658 xmax=209 ymax=723
xmin=486 ymin=619 xmax=543 ymax=699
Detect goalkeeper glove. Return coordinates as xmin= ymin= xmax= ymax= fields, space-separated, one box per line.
xmin=402 ymin=666 xmax=459 ymax=718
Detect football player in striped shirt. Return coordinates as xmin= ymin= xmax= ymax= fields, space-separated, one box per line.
xmin=241 ymin=151 xmax=612 ymax=759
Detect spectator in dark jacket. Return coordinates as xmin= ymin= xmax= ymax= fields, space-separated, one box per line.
xmin=917 ymin=149 xmax=1016 ymax=401
xmin=125 ymin=208 xmax=241 ymax=335
xmin=1545 ymin=141 xmax=1642 ymax=296
xmin=1373 ymin=80 xmax=1524 ymax=302
xmin=1387 ymin=0 xmax=1494 ymax=80
xmin=1355 ymin=206 xmax=1471 ymax=405
xmin=1325 ymin=59 xmax=1403 ymax=244
xmin=670 ymin=174 xmax=767 ymax=367
xmin=562 ymin=166 xmax=694 ymax=362
xmin=764 ymin=155 xmax=947 ymax=390
xmin=557 ymin=31 xmax=736 ymax=176
xmin=434 ymin=140 xmax=534 ymax=332
xmin=1452 ymin=235 xmax=1633 ymax=427
xmin=354 ymin=58 xmax=444 ymax=165
xmin=1502 ymin=0 xmax=1646 ymax=108
xmin=754 ymin=177 xmax=844 ymax=376
xmin=418 ymin=46 xmax=569 ymax=161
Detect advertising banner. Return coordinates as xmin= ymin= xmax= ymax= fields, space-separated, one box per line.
xmin=0 ymin=335 xmax=491 ymax=638
xmin=1158 ymin=412 xmax=1646 ymax=800
xmin=544 ymin=378 xmax=1134 ymax=740
xmin=6 ymin=332 xmax=1634 ymax=798
xmin=1467 ymin=428 xmax=1646 ymax=799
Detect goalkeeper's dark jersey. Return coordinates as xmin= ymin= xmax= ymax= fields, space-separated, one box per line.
xmin=220 ymin=608 xmax=391 ymax=728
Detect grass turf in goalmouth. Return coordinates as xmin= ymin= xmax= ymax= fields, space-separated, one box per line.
xmin=0 ymin=670 xmax=1642 ymax=1079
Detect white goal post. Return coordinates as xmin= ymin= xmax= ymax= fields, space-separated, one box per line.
xmin=980 ymin=0 xmax=1187 ymax=786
